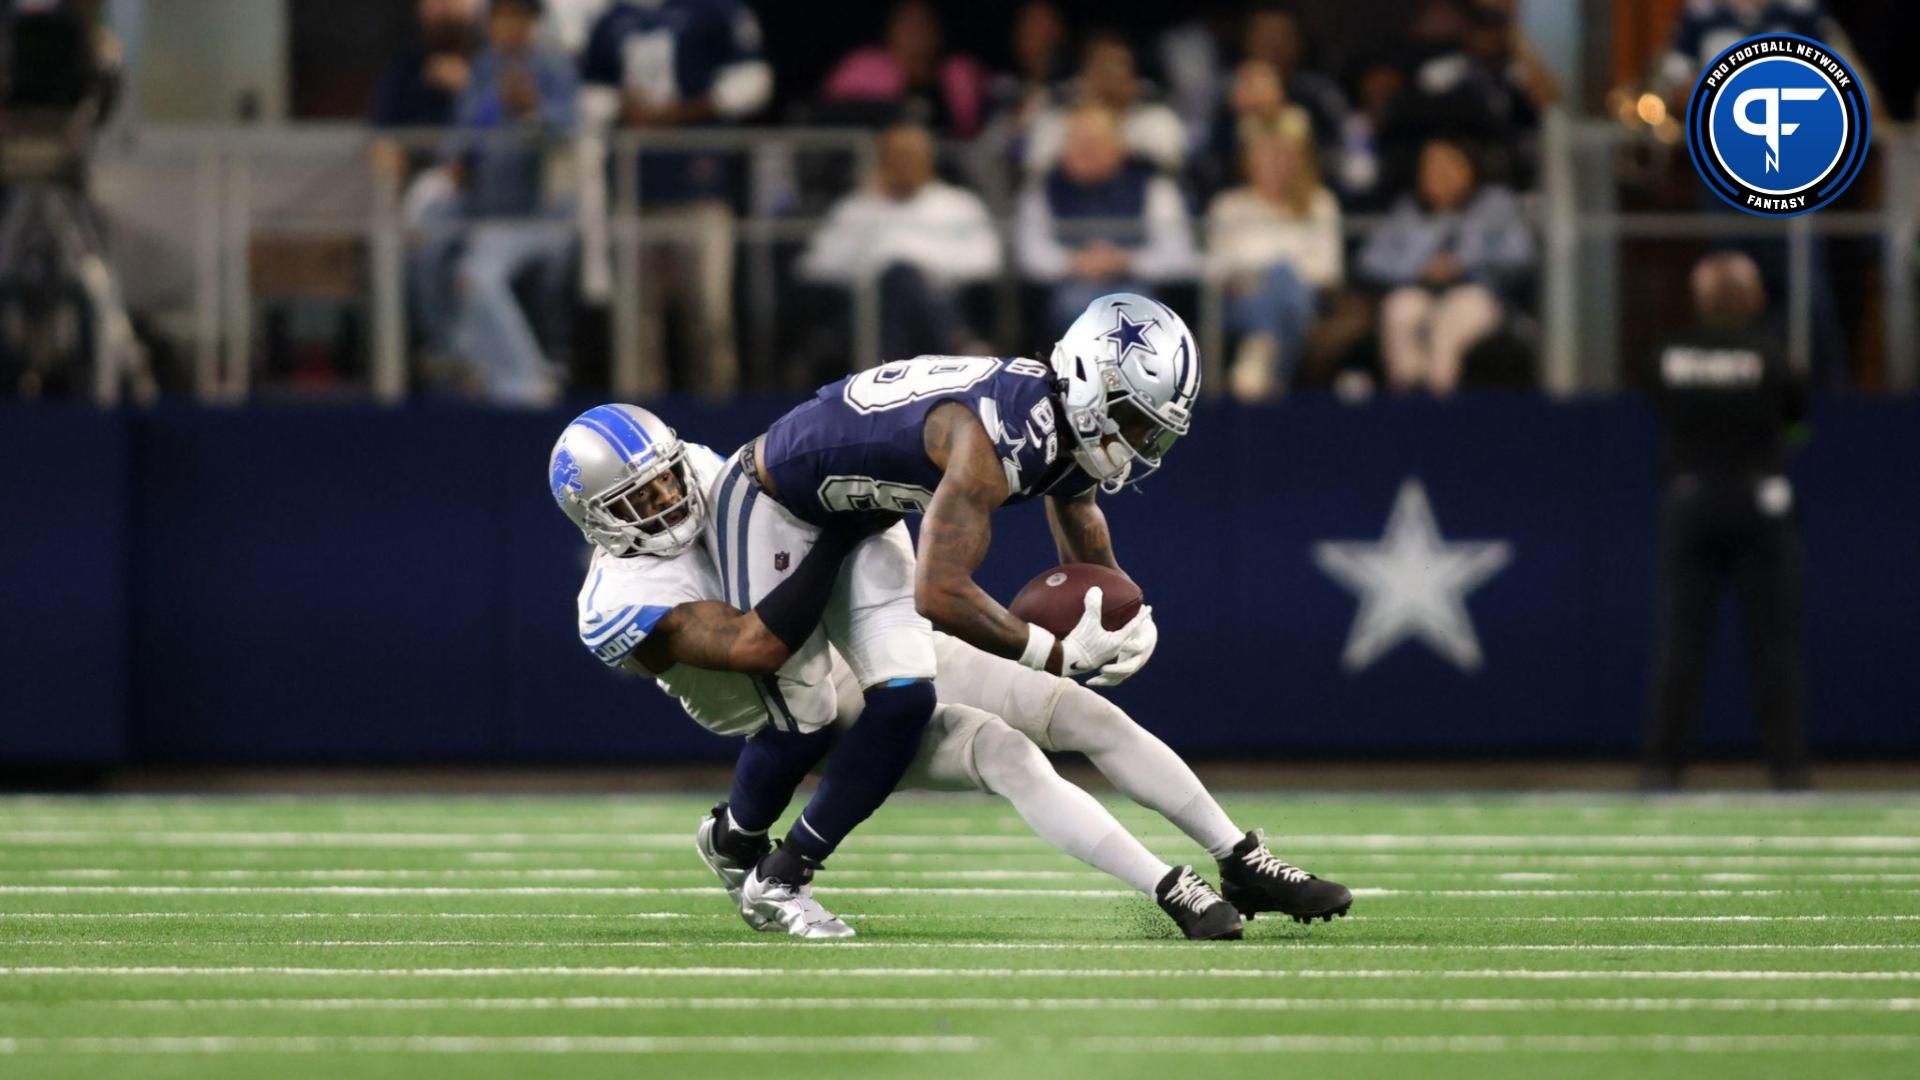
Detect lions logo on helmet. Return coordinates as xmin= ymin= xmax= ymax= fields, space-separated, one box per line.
xmin=549 ymin=448 xmax=584 ymax=505
xmin=1049 ymin=293 xmax=1199 ymax=493
xmin=548 ymin=404 xmax=706 ymax=557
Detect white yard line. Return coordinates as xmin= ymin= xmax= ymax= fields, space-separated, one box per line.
xmin=32 ymin=995 xmax=1919 ymax=1013
xmin=4 ymin=941 xmax=1917 ymax=952
xmin=6 ymin=831 xmax=1920 ymax=851
xmin=4 ymin=912 xmax=1920 ymax=924
xmin=0 ymin=1034 xmax=1914 ymax=1055
xmin=4 ymin=966 xmax=1920 ymax=980
xmin=7 ymin=868 xmax=1920 ymax=884
xmin=0 ymin=884 xmax=1878 ymax=897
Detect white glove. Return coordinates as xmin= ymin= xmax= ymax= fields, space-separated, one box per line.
xmin=1089 ymin=605 xmax=1157 ymax=687
xmin=1047 ymin=586 xmax=1150 ymax=679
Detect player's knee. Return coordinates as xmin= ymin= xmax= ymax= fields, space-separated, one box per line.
xmin=859 ymin=678 xmax=937 ymax=740
xmin=969 ymin=718 xmax=1052 ymax=797
xmin=1049 ymin=684 xmax=1149 ymax=755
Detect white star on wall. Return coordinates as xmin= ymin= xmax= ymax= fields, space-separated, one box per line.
xmin=1313 ymin=478 xmax=1513 ymax=673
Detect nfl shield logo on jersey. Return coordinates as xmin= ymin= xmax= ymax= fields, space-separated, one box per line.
xmin=774 ymin=551 xmax=790 ymax=572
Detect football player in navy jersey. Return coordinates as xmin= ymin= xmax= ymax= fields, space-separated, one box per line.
xmin=698 ymin=294 xmax=1349 ymax=930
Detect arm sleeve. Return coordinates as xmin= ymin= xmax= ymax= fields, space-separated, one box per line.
xmin=579 ymin=15 xmax=625 ymax=87
xmin=751 ymin=526 xmax=871 ymax=654
xmin=709 ymin=4 xmax=771 ymax=117
xmin=581 ymin=582 xmax=696 ymax=668
xmin=1130 ymin=176 xmax=1199 ymax=281
xmin=1016 ymin=180 xmax=1071 ymax=281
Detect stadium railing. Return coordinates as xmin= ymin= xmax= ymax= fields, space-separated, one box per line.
xmin=84 ymin=110 xmax=1919 ymax=405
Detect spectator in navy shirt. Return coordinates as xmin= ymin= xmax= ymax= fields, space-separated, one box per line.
xmin=576 ymin=0 xmax=772 ymax=397
xmin=1017 ymin=104 xmax=1197 ymax=332
xmin=444 ymin=0 xmax=578 ymax=406
xmin=370 ymin=0 xmax=481 ymax=184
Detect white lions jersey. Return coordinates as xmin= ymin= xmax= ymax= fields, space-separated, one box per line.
xmin=575 ymin=445 xmax=838 ymax=738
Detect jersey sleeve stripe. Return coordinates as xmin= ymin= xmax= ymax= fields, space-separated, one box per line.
xmin=581 ymin=605 xmax=636 ymax=643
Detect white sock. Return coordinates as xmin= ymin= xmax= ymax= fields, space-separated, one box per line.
xmin=726 ymin=808 xmax=767 ymax=838
xmin=970 ymin=721 xmax=1170 ymax=895
xmin=1049 ymin=684 xmax=1245 ymax=859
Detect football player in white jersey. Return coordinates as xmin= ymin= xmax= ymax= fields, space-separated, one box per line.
xmin=551 ymin=403 xmax=1351 ymax=939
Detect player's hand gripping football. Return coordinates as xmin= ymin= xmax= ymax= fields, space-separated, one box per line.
xmin=1057 ymin=587 xmax=1153 ymax=682
xmin=1089 ymin=605 xmax=1157 ymax=687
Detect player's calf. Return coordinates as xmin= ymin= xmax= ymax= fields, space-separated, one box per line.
xmin=1217 ymin=829 xmax=1353 ymax=924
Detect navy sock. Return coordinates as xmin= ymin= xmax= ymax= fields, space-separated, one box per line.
xmin=728 ymin=725 xmax=836 ymax=834
xmin=785 ymin=679 xmax=936 ymax=861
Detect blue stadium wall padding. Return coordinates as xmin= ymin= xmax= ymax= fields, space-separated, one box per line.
xmin=1 ymin=395 xmax=1914 ymax=764
xmin=0 ymin=406 xmax=133 ymax=763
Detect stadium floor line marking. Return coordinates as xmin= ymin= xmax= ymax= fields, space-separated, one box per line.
xmin=8 ymin=941 xmax=1920 ymax=953
xmin=24 ymin=995 xmax=1920 ymax=1014
xmin=6 ymin=967 xmax=1920 ymax=981
xmin=6 ymin=912 xmax=1919 ymax=923
xmin=0 ymin=885 xmax=1876 ymax=898
xmin=0 ymin=1035 xmax=1917 ymax=1055
xmin=11 ymin=860 xmax=1920 ymax=880
xmin=7 ymin=831 xmax=1920 ymax=851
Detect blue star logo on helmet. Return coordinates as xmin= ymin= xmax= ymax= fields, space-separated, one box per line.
xmin=1100 ymin=308 xmax=1159 ymax=368
xmin=550 ymin=447 xmax=583 ymax=504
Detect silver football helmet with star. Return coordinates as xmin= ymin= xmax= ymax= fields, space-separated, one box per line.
xmin=1048 ymin=293 xmax=1200 ymax=493
xmin=548 ymin=404 xmax=705 ymax=557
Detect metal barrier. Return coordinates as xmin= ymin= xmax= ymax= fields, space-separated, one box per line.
xmin=85 ymin=113 xmax=1917 ymax=405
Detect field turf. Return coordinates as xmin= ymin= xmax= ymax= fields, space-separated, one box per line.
xmin=2 ymin=792 xmax=1918 ymax=1079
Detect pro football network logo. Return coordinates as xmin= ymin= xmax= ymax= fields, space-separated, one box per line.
xmin=1686 ymin=33 xmax=1869 ymax=217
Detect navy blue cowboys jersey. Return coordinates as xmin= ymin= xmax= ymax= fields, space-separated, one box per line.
xmin=763 ymin=356 xmax=1096 ymax=527
xmin=579 ymin=0 xmax=764 ymax=202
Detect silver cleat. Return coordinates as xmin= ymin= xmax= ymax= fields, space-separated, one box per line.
xmin=738 ymin=864 xmax=856 ymax=939
xmin=694 ymin=810 xmax=755 ymax=908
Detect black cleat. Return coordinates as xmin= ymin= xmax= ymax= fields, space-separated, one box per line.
xmin=1217 ymin=829 xmax=1353 ymax=924
xmin=1154 ymin=865 xmax=1244 ymax=941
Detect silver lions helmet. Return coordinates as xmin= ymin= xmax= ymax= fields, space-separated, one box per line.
xmin=1048 ymin=292 xmax=1199 ymax=493
xmin=548 ymin=404 xmax=705 ymax=557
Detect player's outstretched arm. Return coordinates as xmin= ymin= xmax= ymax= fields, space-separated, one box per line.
xmin=632 ymin=518 xmax=888 ymax=677
xmin=915 ymin=403 xmax=1045 ymax=665
xmin=1045 ymin=490 xmax=1120 ymax=571
xmin=636 ymin=602 xmax=792 ymax=676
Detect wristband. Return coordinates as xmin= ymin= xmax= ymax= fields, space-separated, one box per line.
xmin=1018 ymin=624 xmax=1057 ymax=671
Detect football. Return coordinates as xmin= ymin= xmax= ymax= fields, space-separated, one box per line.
xmin=1008 ymin=563 xmax=1143 ymax=636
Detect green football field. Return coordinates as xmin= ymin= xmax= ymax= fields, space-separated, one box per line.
xmin=2 ymin=792 xmax=1918 ymax=1080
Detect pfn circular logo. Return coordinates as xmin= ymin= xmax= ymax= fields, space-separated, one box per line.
xmin=1686 ymin=34 xmax=1869 ymax=217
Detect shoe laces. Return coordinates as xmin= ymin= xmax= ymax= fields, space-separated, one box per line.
xmin=1164 ymin=869 xmax=1223 ymax=914
xmin=1241 ymin=830 xmax=1312 ymax=883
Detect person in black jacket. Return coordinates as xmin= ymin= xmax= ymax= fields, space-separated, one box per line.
xmin=1642 ymin=251 xmax=1810 ymax=792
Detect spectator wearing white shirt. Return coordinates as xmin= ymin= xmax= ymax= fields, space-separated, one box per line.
xmin=1017 ymin=104 xmax=1198 ymax=333
xmin=799 ymin=124 xmax=1001 ymax=361
xmin=1023 ymin=31 xmax=1187 ymax=176
xmin=1206 ymin=130 xmax=1342 ymax=400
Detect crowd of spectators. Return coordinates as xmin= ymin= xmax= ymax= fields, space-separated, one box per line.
xmin=368 ymin=0 xmax=1561 ymax=405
